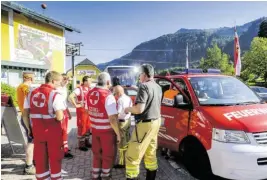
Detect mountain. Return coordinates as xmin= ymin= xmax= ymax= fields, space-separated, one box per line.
xmin=97 ymin=17 xmax=267 ymax=71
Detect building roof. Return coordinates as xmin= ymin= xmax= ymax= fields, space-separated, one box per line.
xmin=76 ymin=58 xmax=96 ymax=67
xmin=1 ymin=60 xmax=49 ymax=70
xmin=66 ymin=58 xmax=100 ymax=73
xmin=1 ymin=1 xmax=81 ymax=33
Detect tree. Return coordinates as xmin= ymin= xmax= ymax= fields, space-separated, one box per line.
xmin=199 ymin=43 xmax=234 ymax=75
xmin=258 ymin=20 xmax=267 ymax=38
xmin=243 ymin=37 xmax=267 ymax=83
xmin=199 ymin=57 xmax=205 ymax=69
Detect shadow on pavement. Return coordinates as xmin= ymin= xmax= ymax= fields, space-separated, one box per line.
xmin=1 ymin=143 xmax=25 ymax=158
xmin=1 ymin=163 xmax=26 ymax=175
xmin=165 ymin=151 xmax=230 ymax=180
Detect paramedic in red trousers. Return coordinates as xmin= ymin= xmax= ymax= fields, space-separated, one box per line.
xmin=56 ymin=73 xmax=74 ymax=159
xmin=23 ymin=71 xmax=65 ymax=180
xmin=86 ymin=72 xmax=121 ymax=180
xmin=68 ymin=76 xmax=92 ymax=151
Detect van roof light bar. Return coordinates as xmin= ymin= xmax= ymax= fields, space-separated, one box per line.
xmin=185 ymin=69 xmax=203 ymax=74
xmin=206 ymin=68 xmax=221 ymax=74
xmin=171 ymin=68 xmax=221 ymax=75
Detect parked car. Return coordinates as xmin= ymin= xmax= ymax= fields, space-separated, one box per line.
xmin=155 ymin=70 xmax=267 ymax=180
xmin=250 ymin=86 xmax=267 ymax=102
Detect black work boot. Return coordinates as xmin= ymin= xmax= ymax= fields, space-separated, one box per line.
xmin=79 ymin=146 xmax=88 ymax=151
xmin=92 ymin=177 xmax=101 ymax=180
xmin=113 ymin=164 xmax=125 ymax=169
xmin=127 ymin=177 xmax=140 ymax=180
xmin=64 ymin=152 xmax=74 ymax=159
xmin=85 ymin=138 xmax=92 ymax=148
xmin=146 ymin=169 xmax=157 ymax=180
xmin=102 ymin=176 xmax=113 ymax=180
xmin=78 ymin=139 xmax=88 ymax=151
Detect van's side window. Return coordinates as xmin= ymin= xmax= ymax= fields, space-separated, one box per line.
xmin=155 ymin=79 xmax=171 ymax=95
xmin=155 ymin=78 xmax=187 ymax=107
xmin=172 ymin=78 xmax=190 ymax=99
xmin=172 ymin=78 xmax=191 ymax=107
xmin=155 ymin=79 xmax=173 ymax=106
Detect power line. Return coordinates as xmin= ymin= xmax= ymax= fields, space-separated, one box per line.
xmin=74 ymin=47 xmax=201 ymax=66
xmin=118 ymin=58 xmax=199 ymax=65
xmin=81 ymin=48 xmax=196 ymax=52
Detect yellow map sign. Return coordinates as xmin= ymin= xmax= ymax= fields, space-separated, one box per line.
xmin=14 ymin=24 xmax=64 ymax=71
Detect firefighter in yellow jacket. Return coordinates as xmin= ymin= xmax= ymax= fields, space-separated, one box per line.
xmin=124 ymin=64 xmax=162 ymax=180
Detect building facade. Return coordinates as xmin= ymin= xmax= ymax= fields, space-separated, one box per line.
xmin=66 ymin=58 xmax=101 ymax=85
xmin=1 ymin=2 xmax=80 ymax=87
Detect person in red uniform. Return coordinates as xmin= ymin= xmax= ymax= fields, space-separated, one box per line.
xmin=56 ymin=74 xmax=73 ymax=159
xmin=23 ymin=71 xmax=65 ymax=180
xmin=87 ymin=72 xmax=121 ymax=180
xmin=69 ymin=76 xmax=92 ymax=151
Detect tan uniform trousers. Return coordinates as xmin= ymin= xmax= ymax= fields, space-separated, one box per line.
xmin=125 ymin=118 xmax=161 ymax=178
xmin=117 ymin=118 xmax=131 ymax=165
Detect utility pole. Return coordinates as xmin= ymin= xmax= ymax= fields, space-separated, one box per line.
xmin=72 ymin=55 xmax=75 ymax=79
xmin=66 ymin=42 xmax=83 ymax=90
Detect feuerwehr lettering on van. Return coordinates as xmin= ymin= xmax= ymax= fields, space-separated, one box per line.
xmin=223 ymin=108 xmax=267 ymax=121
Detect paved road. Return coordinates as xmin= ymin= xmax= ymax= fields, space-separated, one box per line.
xmin=1 ymin=107 xmax=196 ymax=180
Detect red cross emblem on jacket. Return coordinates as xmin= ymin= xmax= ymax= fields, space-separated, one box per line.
xmin=89 ymin=91 xmax=100 ymax=105
xmin=32 ymin=93 xmax=46 ymax=107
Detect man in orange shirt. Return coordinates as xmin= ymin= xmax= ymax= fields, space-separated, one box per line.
xmin=161 ymin=85 xmax=179 ymax=159
xmin=16 ymin=71 xmax=36 ymax=175
xmin=162 ymin=86 xmax=179 ymax=106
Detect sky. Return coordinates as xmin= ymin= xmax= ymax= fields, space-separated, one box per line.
xmin=18 ymin=1 xmax=267 ymax=71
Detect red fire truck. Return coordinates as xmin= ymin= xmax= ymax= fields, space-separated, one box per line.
xmin=155 ymin=69 xmax=267 ymax=180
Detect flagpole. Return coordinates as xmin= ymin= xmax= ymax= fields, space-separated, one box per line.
xmin=234 ymin=21 xmax=236 ymax=77
xmin=186 ymin=42 xmax=189 ymax=69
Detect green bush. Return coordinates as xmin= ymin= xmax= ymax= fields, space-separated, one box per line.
xmin=1 ymin=83 xmax=18 ymax=107
xmin=247 ymin=82 xmax=256 ymax=86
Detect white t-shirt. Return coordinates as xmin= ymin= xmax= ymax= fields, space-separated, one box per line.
xmin=73 ymin=87 xmax=89 ymax=108
xmin=117 ymin=94 xmax=132 ymax=120
xmin=105 ymin=94 xmax=118 ymax=116
xmin=73 ymin=87 xmax=89 ymax=96
xmin=24 ymin=92 xmax=66 ymax=111
xmin=56 ymin=86 xmax=68 ymax=108
xmin=56 ymin=86 xmax=68 ymax=100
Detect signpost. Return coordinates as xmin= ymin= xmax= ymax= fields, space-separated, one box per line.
xmin=66 ymin=42 xmax=83 ymax=89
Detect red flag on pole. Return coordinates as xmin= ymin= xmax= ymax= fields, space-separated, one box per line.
xmin=234 ymin=26 xmax=241 ymax=76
